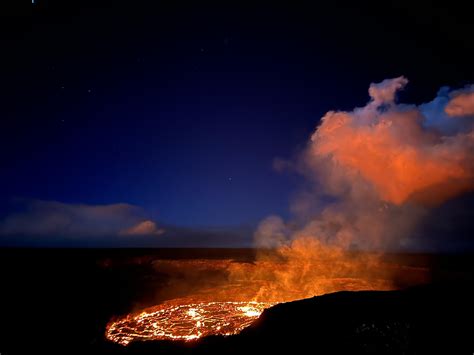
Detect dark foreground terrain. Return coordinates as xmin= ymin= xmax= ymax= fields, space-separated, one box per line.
xmin=0 ymin=248 xmax=472 ymax=355
xmin=125 ymin=284 xmax=474 ymax=355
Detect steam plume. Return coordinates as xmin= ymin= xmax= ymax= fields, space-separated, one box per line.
xmin=309 ymin=77 xmax=474 ymax=207
xmin=234 ymin=78 xmax=474 ymax=301
xmin=263 ymin=77 xmax=474 ymax=248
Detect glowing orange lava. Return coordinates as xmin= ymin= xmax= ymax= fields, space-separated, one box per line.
xmin=106 ymin=301 xmax=273 ymax=346
xmin=105 ymin=247 xmax=428 ymax=346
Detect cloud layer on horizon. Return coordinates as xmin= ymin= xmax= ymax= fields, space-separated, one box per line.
xmin=0 ymin=199 xmax=163 ymax=240
xmin=0 ymin=199 xmax=255 ymax=247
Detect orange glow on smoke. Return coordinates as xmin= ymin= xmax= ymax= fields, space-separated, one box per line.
xmin=312 ymin=109 xmax=474 ymax=205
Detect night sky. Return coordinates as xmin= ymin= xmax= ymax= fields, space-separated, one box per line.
xmin=1 ymin=1 xmax=473 ymax=247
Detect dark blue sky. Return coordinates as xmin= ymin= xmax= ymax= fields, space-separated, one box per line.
xmin=1 ymin=1 xmax=473 ymax=246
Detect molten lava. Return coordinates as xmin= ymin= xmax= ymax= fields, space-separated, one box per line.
xmin=105 ymin=244 xmax=428 ymax=346
xmin=106 ymin=300 xmax=272 ymax=346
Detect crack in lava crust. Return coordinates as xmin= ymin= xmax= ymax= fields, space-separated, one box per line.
xmin=106 ymin=301 xmax=273 ymax=346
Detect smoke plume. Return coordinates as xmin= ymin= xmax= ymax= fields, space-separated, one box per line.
xmin=260 ymin=77 xmax=474 ymax=249
xmin=123 ymin=78 xmax=473 ymax=306
xmin=230 ymin=77 xmax=474 ymax=302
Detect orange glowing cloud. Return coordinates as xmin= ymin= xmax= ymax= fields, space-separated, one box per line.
xmin=445 ymin=87 xmax=474 ymax=117
xmin=308 ymin=78 xmax=474 ymax=206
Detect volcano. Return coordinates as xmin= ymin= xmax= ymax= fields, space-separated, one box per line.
xmin=103 ymin=248 xmax=430 ymax=348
